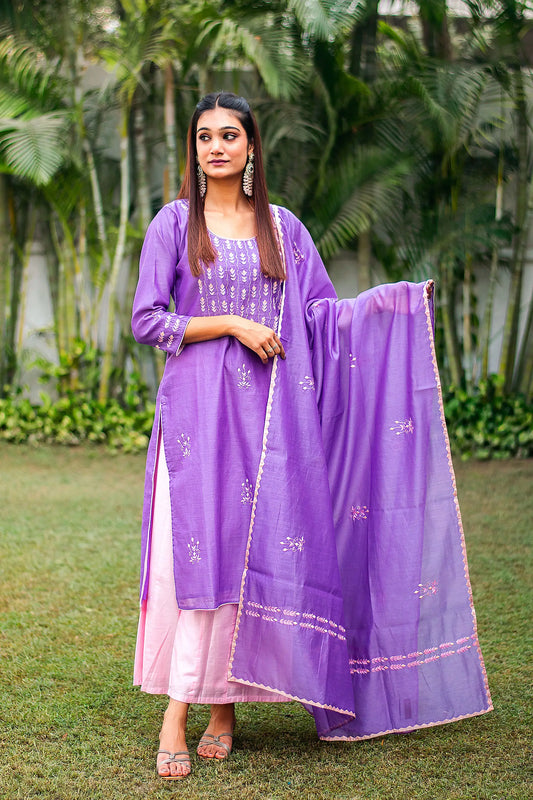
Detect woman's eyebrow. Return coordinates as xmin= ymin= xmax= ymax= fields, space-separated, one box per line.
xmin=196 ymin=125 xmax=241 ymax=133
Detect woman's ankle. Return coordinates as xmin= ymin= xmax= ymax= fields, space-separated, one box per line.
xmin=160 ymin=700 xmax=189 ymax=742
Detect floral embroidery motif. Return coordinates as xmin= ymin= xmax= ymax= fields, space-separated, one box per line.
xmin=238 ymin=364 xmax=252 ymax=389
xmin=280 ymin=535 xmax=305 ymax=553
xmin=241 ymin=479 xmax=254 ymax=504
xmin=390 ymin=418 xmax=414 ymax=435
xmin=349 ymin=353 xmax=357 ymax=368
xmin=351 ymin=505 xmax=369 ymax=521
xmin=153 ymin=314 xmax=185 ymax=350
xmin=187 ymin=538 xmax=201 ymax=563
xmin=177 ymin=433 xmax=191 ymax=457
xmin=349 ymin=634 xmax=473 ymax=674
xmin=298 ymin=376 xmax=315 ymax=391
xmin=245 ymin=601 xmax=346 ymax=640
xmin=293 ymin=243 xmax=304 ymax=264
xmin=414 ymin=581 xmax=439 ymax=599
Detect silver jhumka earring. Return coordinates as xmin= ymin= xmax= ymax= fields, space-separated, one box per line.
xmin=196 ymin=160 xmax=207 ymax=198
xmin=242 ymin=151 xmax=254 ymax=197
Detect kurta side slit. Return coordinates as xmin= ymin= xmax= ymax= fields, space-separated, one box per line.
xmin=134 ymin=434 xmax=289 ymax=703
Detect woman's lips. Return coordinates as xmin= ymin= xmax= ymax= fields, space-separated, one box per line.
xmin=209 ymin=160 xmax=228 ymax=165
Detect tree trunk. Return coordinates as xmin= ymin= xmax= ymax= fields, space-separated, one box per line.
xmin=52 ymin=209 xmax=86 ymax=357
xmin=357 ymin=230 xmax=372 ymax=291
xmin=76 ymin=199 xmax=90 ymax=344
xmin=49 ymin=219 xmax=70 ymax=356
xmin=163 ymin=61 xmax=178 ymax=203
xmin=0 ymin=175 xmax=11 ymax=392
xmin=440 ymin=258 xmax=463 ymax=387
xmin=15 ymin=205 xmax=37 ymax=357
xmin=84 ymin=138 xmax=110 ymax=272
xmin=477 ymin=138 xmax=504 ymax=382
xmin=418 ymin=0 xmax=453 ymax=60
xmin=463 ymin=252 xmax=473 ymax=391
xmin=498 ymin=67 xmax=529 ymax=392
xmin=83 ymin=138 xmax=112 ymax=348
xmin=513 ymin=174 xmax=533 ymax=397
xmin=98 ymin=102 xmax=130 ymax=403
xmin=349 ymin=0 xmax=379 ymax=81
xmin=133 ymin=93 xmax=151 ymax=231
xmin=515 ymin=293 xmax=533 ymax=399
xmin=5 ymin=192 xmax=25 ymax=388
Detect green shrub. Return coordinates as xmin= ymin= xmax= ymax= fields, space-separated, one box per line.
xmin=0 ymin=342 xmax=156 ymax=452
xmin=443 ymin=376 xmax=533 ymax=460
xmin=1 ymin=374 xmax=531 ymax=459
xmin=0 ymin=391 xmax=155 ymax=452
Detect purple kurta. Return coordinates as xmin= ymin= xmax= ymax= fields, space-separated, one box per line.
xmin=132 ymin=199 xmax=492 ymax=740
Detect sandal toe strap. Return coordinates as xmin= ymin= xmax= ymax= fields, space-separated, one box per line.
xmin=197 ymin=731 xmax=234 ymax=755
xmin=157 ymin=749 xmax=190 ymax=765
xmin=211 ymin=735 xmax=232 ymax=754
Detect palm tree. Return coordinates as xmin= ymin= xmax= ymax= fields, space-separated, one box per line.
xmin=377 ymin=52 xmax=510 ymax=386
xmin=0 ymin=28 xmax=73 ymax=391
xmin=96 ymin=0 xmax=219 ymax=400
xmin=465 ymin=0 xmax=533 ymax=393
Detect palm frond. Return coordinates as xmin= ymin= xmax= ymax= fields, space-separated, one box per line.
xmin=0 ymin=113 xmax=70 ymax=184
xmin=200 ymin=16 xmax=306 ymax=100
xmin=0 ymin=30 xmax=64 ymax=106
xmin=0 ymin=88 xmax=29 ymax=119
xmin=397 ymin=198 xmax=513 ymax=282
xmin=287 ymin=0 xmax=363 ymax=39
xmin=309 ymin=148 xmax=413 ymax=259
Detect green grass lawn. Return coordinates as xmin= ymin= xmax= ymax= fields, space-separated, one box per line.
xmin=0 ymin=445 xmax=531 ymax=800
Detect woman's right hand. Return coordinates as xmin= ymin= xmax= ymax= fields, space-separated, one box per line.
xmin=229 ymin=316 xmax=286 ymax=364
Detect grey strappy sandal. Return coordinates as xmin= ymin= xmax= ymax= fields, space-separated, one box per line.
xmin=156 ymin=749 xmax=191 ymax=780
xmin=196 ymin=732 xmax=233 ymax=760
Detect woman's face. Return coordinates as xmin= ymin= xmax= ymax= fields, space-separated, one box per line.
xmin=196 ymin=107 xmax=252 ymax=185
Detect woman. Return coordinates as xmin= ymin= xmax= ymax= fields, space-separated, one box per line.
xmin=132 ymin=92 xmax=492 ymax=781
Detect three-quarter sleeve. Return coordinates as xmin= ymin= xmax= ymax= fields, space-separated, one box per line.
xmin=131 ymin=206 xmax=192 ymax=356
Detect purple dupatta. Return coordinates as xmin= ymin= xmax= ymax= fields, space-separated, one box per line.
xmin=227 ymin=207 xmax=492 ymax=739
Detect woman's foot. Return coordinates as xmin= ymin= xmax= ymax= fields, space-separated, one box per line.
xmin=157 ymin=699 xmax=191 ymax=779
xmin=197 ymin=703 xmax=235 ymax=760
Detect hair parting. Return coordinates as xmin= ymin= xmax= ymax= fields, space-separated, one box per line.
xmin=177 ymin=92 xmax=286 ymax=281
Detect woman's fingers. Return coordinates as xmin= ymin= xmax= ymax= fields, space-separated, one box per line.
xmin=266 ymin=336 xmax=285 ymax=360
xmin=274 ymin=335 xmax=286 ymax=359
xmin=233 ymin=318 xmax=285 ymax=362
xmin=263 ymin=336 xmax=285 ymax=361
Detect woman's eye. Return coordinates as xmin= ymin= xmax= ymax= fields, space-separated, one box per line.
xmin=224 ymin=133 xmax=236 ymax=140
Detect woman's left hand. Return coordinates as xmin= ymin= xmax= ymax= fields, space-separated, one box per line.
xmin=229 ymin=316 xmax=286 ymax=364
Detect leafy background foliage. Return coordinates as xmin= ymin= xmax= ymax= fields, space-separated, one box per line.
xmin=0 ymin=0 xmax=532 ymax=444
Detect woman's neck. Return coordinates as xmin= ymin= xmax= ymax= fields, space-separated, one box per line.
xmin=203 ymin=178 xmax=256 ymax=239
xmin=203 ymin=176 xmax=249 ymax=215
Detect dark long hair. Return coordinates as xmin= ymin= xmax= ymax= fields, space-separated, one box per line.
xmin=177 ymin=92 xmax=285 ymax=280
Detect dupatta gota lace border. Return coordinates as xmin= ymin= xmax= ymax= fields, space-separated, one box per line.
xmin=320 ymin=705 xmax=492 ymax=742
xmin=422 ymin=279 xmax=492 ymax=713
xmin=228 ymin=206 xmax=286 ymax=671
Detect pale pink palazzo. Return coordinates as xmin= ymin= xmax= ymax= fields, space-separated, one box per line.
xmin=133 ymin=436 xmax=288 ymax=704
